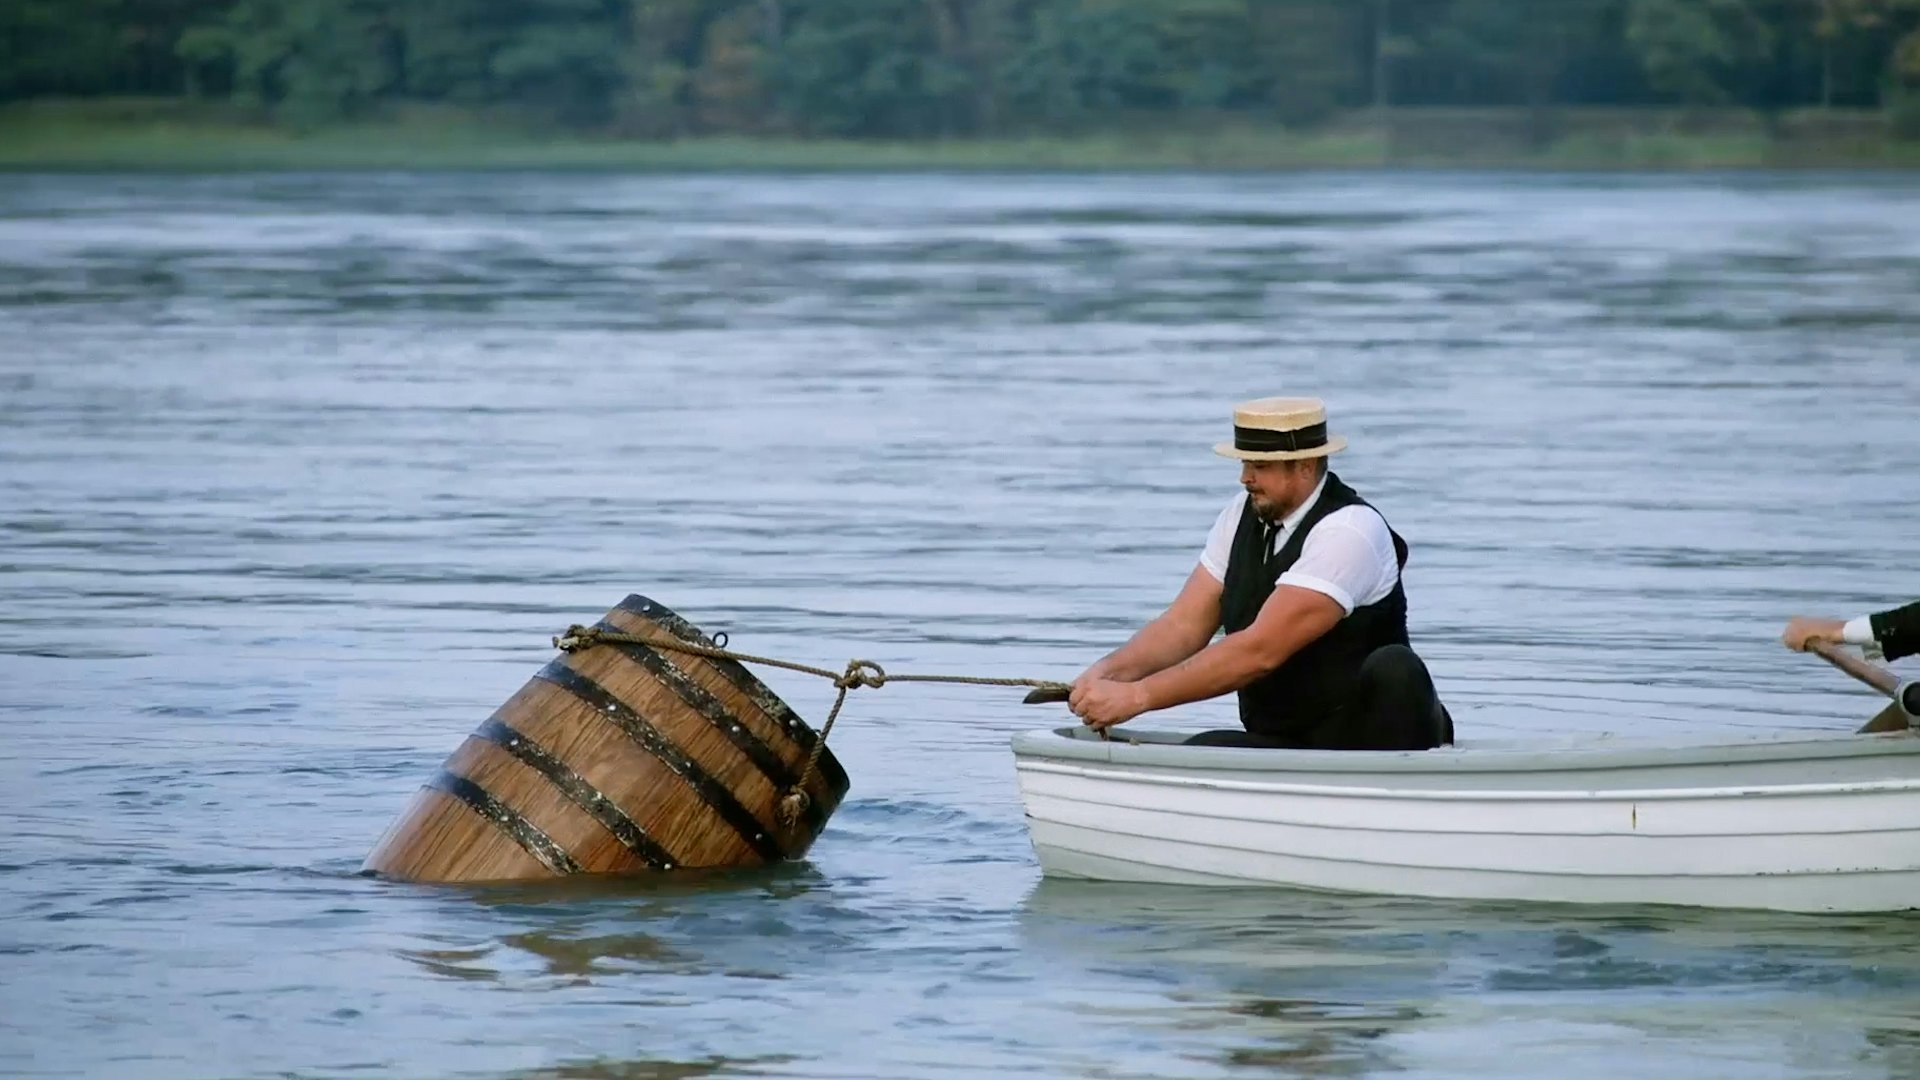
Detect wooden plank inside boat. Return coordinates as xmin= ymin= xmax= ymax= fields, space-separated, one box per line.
xmin=362 ymin=594 xmax=851 ymax=883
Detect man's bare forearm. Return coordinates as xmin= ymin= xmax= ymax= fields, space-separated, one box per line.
xmin=1091 ymin=615 xmax=1215 ymax=683
xmin=1136 ymin=632 xmax=1277 ymax=712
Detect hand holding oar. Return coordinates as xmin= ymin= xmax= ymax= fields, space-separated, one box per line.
xmin=1022 ymin=683 xmax=1120 ymax=741
xmin=1808 ymin=640 xmax=1919 ymax=734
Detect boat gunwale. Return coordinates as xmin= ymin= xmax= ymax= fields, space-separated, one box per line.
xmin=1015 ymin=757 xmax=1920 ymax=802
xmin=1009 ymin=725 xmax=1920 ymax=775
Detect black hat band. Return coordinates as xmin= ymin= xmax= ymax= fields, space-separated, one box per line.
xmin=1233 ymin=422 xmax=1328 ymax=453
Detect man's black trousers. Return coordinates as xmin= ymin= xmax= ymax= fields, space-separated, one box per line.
xmin=1184 ymin=644 xmax=1453 ymax=751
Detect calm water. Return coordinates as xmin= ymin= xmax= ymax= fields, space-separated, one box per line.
xmin=3 ymin=171 xmax=1919 ymax=1079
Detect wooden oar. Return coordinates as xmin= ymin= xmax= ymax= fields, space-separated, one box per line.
xmin=1022 ymin=684 xmax=1117 ymax=740
xmin=1809 ymin=640 xmax=1914 ymax=734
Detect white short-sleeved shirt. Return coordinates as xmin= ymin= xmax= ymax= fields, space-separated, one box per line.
xmin=1197 ymin=478 xmax=1399 ymax=614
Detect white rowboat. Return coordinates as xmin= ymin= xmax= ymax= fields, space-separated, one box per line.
xmin=1011 ymin=725 xmax=1920 ymax=913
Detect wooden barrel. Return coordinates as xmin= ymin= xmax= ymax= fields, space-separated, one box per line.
xmin=362 ymin=594 xmax=850 ymax=883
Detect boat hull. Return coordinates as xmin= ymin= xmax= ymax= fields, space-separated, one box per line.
xmin=1011 ymin=726 xmax=1920 ymax=913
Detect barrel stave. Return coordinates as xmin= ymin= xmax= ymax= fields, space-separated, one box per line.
xmin=364 ymin=787 xmax=557 ymax=882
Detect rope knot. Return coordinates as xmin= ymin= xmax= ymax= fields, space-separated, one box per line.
xmin=552 ymin=624 xmax=599 ymax=652
xmin=777 ymin=789 xmax=811 ymax=826
xmin=834 ymin=659 xmax=887 ymax=691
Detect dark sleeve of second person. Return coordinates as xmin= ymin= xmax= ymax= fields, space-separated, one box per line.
xmin=1872 ymin=600 xmax=1920 ymax=662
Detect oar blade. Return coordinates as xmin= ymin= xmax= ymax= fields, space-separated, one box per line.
xmin=1857 ymin=700 xmax=1912 ymax=735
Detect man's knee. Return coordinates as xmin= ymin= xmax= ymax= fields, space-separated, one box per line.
xmin=1359 ymin=643 xmax=1425 ymax=685
xmin=1185 ymin=729 xmax=1247 ymax=746
xmin=1357 ymin=644 xmax=1452 ymax=748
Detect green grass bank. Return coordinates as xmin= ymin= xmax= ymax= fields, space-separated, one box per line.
xmin=3 ymin=98 xmax=1917 ymax=171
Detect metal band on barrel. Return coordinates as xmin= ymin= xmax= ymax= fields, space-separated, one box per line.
xmin=613 ymin=595 xmax=852 ymax=800
xmin=590 ymin=619 xmax=828 ymax=832
xmin=426 ymin=771 xmax=582 ymax=876
xmin=472 ymin=717 xmax=680 ymax=869
xmin=532 ymin=660 xmax=786 ymax=862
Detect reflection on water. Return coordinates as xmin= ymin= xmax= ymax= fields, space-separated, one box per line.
xmin=1020 ymin=878 xmax=1920 ymax=1078
xmin=2 ymin=172 xmax=1918 ymax=1079
xmin=500 ymin=1057 xmax=797 ymax=1080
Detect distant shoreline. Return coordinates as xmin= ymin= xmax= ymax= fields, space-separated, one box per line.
xmin=5 ymin=99 xmax=1917 ymax=172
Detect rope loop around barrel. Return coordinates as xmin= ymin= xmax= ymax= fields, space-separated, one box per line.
xmin=550 ymin=621 xmax=1069 ymax=833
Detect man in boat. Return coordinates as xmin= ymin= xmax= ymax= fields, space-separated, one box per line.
xmin=1068 ymin=396 xmax=1452 ymax=750
xmin=1782 ymin=603 xmax=1920 ymax=662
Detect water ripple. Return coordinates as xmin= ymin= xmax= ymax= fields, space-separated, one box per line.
xmin=1 ymin=172 xmax=1916 ymax=1080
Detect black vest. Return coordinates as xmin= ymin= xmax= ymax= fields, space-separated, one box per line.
xmin=1219 ymin=472 xmax=1410 ymax=741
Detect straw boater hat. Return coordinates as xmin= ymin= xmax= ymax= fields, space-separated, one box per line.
xmin=1213 ymin=397 xmax=1349 ymax=461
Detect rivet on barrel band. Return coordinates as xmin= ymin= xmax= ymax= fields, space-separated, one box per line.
xmin=531 ymin=660 xmax=787 ymax=862
xmin=425 ymin=771 xmax=582 ymax=876
xmin=590 ymin=619 xmax=826 ymax=830
xmin=472 ymin=717 xmax=680 ymax=871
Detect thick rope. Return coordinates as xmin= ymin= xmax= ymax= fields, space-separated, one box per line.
xmin=551 ymin=624 xmax=1068 ymax=825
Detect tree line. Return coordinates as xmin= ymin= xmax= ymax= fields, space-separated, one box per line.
xmin=5 ymin=0 xmax=1919 ymax=135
